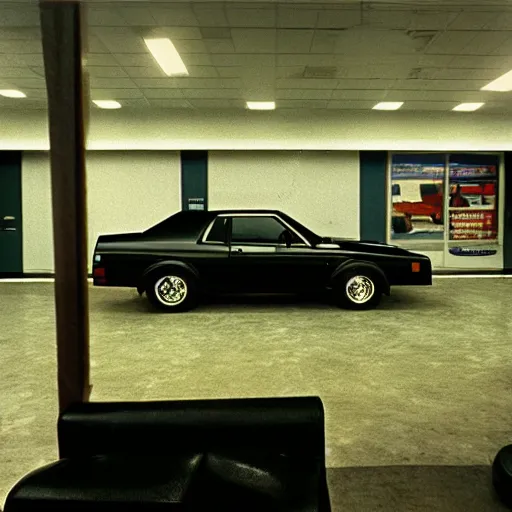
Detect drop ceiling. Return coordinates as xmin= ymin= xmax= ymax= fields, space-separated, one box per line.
xmin=1 ymin=0 xmax=512 ymax=112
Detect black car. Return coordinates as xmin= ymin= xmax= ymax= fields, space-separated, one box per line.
xmin=93 ymin=210 xmax=432 ymax=312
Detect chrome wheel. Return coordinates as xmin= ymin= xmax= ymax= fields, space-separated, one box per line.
xmin=345 ymin=276 xmax=375 ymax=304
xmin=154 ymin=276 xmax=188 ymax=306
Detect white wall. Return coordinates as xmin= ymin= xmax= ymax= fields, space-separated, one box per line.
xmin=4 ymin=109 xmax=512 ymax=151
xmin=209 ymin=150 xmax=359 ymax=239
xmin=21 ymin=151 xmax=181 ymax=273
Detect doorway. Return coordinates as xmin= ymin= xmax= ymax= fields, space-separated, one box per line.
xmin=0 ymin=152 xmax=22 ymax=275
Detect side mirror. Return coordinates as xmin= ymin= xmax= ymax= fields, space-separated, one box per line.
xmin=282 ymin=230 xmax=293 ymax=248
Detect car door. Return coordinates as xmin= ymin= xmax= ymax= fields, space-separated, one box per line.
xmin=226 ymin=214 xmax=329 ymax=293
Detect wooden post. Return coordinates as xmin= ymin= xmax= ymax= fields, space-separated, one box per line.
xmin=39 ymin=1 xmax=91 ymax=413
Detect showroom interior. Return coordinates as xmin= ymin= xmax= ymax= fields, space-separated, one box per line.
xmin=1 ymin=0 xmax=512 ymax=510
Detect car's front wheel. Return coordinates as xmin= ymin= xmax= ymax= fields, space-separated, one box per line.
xmin=334 ymin=269 xmax=382 ymax=310
xmin=146 ymin=271 xmax=198 ymax=312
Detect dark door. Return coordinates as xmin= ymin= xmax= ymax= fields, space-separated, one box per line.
xmin=181 ymin=151 xmax=207 ymax=211
xmin=227 ymin=215 xmax=324 ymax=292
xmin=0 ymin=152 xmax=22 ymax=275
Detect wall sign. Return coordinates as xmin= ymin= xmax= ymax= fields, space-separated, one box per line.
xmin=449 ymin=247 xmax=497 ymax=257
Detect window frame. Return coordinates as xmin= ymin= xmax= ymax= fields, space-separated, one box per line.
xmin=201 ymin=213 xmax=311 ymax=247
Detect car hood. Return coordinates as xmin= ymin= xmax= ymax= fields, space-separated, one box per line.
xmin=328 ymin=238 xmax=414 ymax=256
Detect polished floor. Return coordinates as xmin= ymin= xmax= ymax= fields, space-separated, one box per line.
xmin=1 ymin=279 xmax=511 ymax=510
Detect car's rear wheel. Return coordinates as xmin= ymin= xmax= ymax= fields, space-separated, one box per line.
xmin=334 ymin=269 xmax=382 ymax=310
xmin=146 ymin=270 xmax=198 ymax=312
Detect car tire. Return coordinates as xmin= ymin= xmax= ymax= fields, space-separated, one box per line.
xmin=334 ymin=268 xmax=382 ymax=310
xmin=492 ymin=445 xmax=512 ymax=508
xmin=146 ymin=269 xmax=198 ymax=312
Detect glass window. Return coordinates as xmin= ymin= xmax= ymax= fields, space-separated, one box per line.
xmin=390 ymin=153 xmax=445 ymax=241
xmin=231 ymin=216 xmax=287 ymax=244
xmin=205 ymin=217 xmax=228 ymax=243
xmin=448 ymin=154 xmax=499 ymax=241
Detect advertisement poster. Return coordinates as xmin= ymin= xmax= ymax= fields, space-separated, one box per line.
xmin=391 ymin=156 xmax=445 ymax=240
xmin=448 ymin=159 xmax=498 ymax=242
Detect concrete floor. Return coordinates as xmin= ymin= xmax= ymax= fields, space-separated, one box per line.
xmin=1 ymin=279 xmax=511 ymax=510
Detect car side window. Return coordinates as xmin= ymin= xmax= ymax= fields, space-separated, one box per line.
xmin=205 ymin=217 xmax=228 ymax=244
xmin=231 ymin=216 xmax=293 ymax=245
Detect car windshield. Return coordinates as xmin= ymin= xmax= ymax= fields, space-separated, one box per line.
xmin=278 ymin=213 xmax=322 ymax=246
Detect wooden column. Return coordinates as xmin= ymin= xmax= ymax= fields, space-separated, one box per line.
xmin=39 ymin=1 xmax=91 ymax=413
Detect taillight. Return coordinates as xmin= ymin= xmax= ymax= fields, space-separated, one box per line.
xmin=412 ymin=262 xmax=421 ymax=273
xmin=93 ymin=267 xmax=105 ymax=278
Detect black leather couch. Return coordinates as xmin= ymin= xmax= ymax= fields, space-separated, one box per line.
xmin=5 ymin=396 xmax=331 ymax=511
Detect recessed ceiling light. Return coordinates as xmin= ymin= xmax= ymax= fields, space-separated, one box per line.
xmin=481 ymin=70 xmax=512 ymax=92
xmin=93 ymin=100 xmax=122 ymax=109
xmin=0 ymin=89 xmax=26 ymax=98
xmin=372 ymin=102 xmax=404 ymax=111
xmin=452 ymin=102 xmax=484 ymax=112
xmin=144 ymin=38 xmax=188 ymax=77
xmin=246 ymin=101 xmax=276 ymax=110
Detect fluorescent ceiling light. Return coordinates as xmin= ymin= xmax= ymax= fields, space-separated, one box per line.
xmin=144 ymin=38 xmax=188 ymax=76
xmin=0 ymin=89 xmax=26 ymax=98
xmin=246 ymin=101 xmax=276 ymax=110
xmin=481 ymin=70 xmax=512 ymax=92
xmin=372 ymin=102 xmax=404 ymax=111
xmin=452 ymin=102 xmax=484 ymax=112
xmin=93 ymin=100 xmax=122 ymax=109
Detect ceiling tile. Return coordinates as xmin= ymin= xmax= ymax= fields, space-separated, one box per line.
xmin=0 ymin=7 xmax=40 ymax=27
xmin=87 ymin=35 xmax=110 ymax=54
xmin=461 ymin=31 xmax=511 ymax=55
xmin=211 ymin=54 xmax=274 ymax=66
xmin=193 ymin=6 xmax=229 ymax=27
xmin=337 ymin=79 xmax=397 ymax=89
xmin=277 ymin=29 xmax=314 ymax=53
xmin=216 ymin=66 xmax=242 ymax=78
xmin=231 ymin=29 xmax=276 ymax=53
xmin=277 ymin=78 xmax=338 ymax=89
xmin=363 ymin=9 xmax=413 ymax=29
xmin=114 ymin=54 xmax=156 ymax=67
xmin=392 ymin=78 xmax=488 ymax=90
xmin=226 ymin=8 xmax=276 ymax=28
xmin=86 ymin=54 xmax=119 ymax=67
xmin=409 ymin=11 xmax=459 ymax=30
xmin=331 ymin=89 xmax=388 ymax=100
xmin=142 ymin=89 xmax=184 ymax=99
xmin=4 ymin=78 xmax=45 ymax=89
xmin=276 ymin=89 xmax=333 ymax=100
xmin=426 ymin=31 xmax=479 ymax=54
xmin=144 ymin=27 xmax=202 ymax=40
xmin=187 ymin=66 xmax=220 ymax=78
xmin=448 ymin=55 xmax=510 ymax=68
xmin=488 ymin=12 xmax=512 ymax=30
xmin=87 ymin=8 xmax=127 ymax=27
xmin=327 ymin=100 xmax=376 ymax=109
xmin=277 ymin=6 xmax=319 ymax=29
xmin=390 ymin=90 xmax=488 ymax=102
xmin=402 ymin=101 xmax=457 ymax=111
xmin=204 ymin=39 xmax=236 ymax=54
xmin=0 ymin=98 xmax=47 ymax=109
xmin=317 ymin=9 xmax=362 ymax=29
xmin=87 ymin=66 xmax=128 ymax=79
xmin=174 ymin=40 xmax=208 ymax=54
xmin=123 ymin=66 xmax=166 ymax=78
xmin=448 ymin=10 xmax=499 ymax=30
xmin=91 ymin=89 xmax=143 ymax=100
xmin=118 ymin=7 xmax=157 ymax=26
xmin=182 ymin=89 xmax=240 ymax=99
xmin=133 ymin=78 xmax=180 ymax=88
xmin=0 ymin=67 xmax=43 ymax=79
xmin=90 ymin=77 xmax=138 ymax=89
xmin=0 ymin=40 xmax=42 ymax=54
xmin=0 ymin=27 xmax=41 ymax=39
xmin=276 ymin=66 xmax=306 ymax=78
xmin=115 ymin=99 xmax=150 ymax=108
xmin=189 ymin=99 xmax=240 ymax=108
xmin=491 ymin=35 xmax=512 ymax=55
xmin=182 ymin=54 xmax=214 ymax=66
xmin=148 ymin=99 xmax=192 ymax=108
xmin=148 ymin=8 xmax=198 ymax=27
xmin=94 ymin=28 xmax=147 ymax=54
xmin=429 ymin=67 xmax=502 ymax=80
xmin=278 ymin=99 xmax=328 ymax=109
xmin=201 ymin=28 xmax=231 ymax=39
